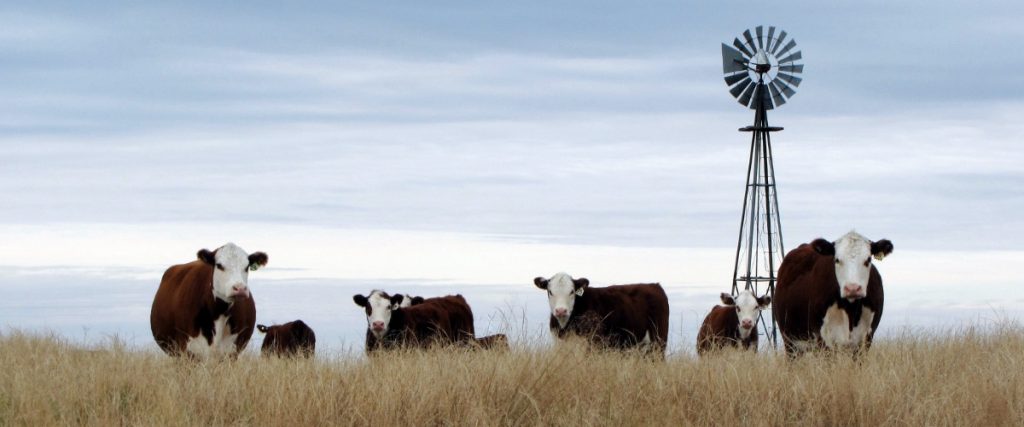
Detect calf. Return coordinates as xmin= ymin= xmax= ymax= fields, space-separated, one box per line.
xmin=150 ymin=243 xmax=268 ymax=359
xmin=474 ymin=334 xmax=510 ymax=350
xmin=533 ymin=273 xmax=669 ymax=355
xmin=774 ymin=231 xmax=893 ymax=356
xmin=353 ymin=291 xmax=475 ymax=351
xmin=696 ymin=290 xmax=771 ymax=355
xmin=257 ymin=320 xmax=316 ymax=357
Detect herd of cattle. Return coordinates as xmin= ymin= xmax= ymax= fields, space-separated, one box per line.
xmin=149 ymin=231 xmax=893 ymax=359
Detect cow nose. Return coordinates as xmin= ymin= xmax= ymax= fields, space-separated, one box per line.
xmin=371 ymin=321 xmax=385 ymax=330
xmin=844 ymin=284 xmax=863 ymax=297
xmin=554 ymin=308 xmax=568 ymax=317
xmin=741 ymin=319 xmax=754 ymax=329
xmin=231 ymin=284 xmax=249 ymax=297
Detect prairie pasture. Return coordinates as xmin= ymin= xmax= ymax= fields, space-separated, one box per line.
xmin=0 ymin=324 xmax=1021 ymax=426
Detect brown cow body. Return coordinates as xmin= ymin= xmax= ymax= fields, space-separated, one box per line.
xmin=150 ymin=260 xmax=256 ymax=358
xmin=774 ymin=234 xmax=891 ymax=356
xmin=697 ymin=306 xmax=757 ymax=354
xmin=474 ymin=334 xmax=509 ymax=350
xmin=364 ymin=295 xmax=476 ymax=351
xmin=540 ymin=278 xmax=669 ymax=355
xmin=257 ymin=320 xmax=316 ymax=357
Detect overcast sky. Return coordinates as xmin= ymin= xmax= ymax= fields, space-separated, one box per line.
xmin=1 ymin=2 xmax=1023 ymax=350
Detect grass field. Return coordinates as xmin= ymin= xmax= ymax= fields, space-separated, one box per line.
xmin=0 ymin=324 xmax=1021 ymax=426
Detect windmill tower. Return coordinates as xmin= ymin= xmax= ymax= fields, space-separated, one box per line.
xmin=721 ymin=26 xmax=803 ymax=348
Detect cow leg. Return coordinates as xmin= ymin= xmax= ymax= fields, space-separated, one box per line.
xmin=850 ymin=307 xmax=876 ymax=357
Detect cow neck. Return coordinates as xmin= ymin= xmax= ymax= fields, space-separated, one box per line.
xmin=388 ymin=307 xmax=408 ymax=332
xmin=570 ymin=288 xmax=597 ymax=317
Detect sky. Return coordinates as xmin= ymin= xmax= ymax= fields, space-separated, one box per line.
xmin=1 ymin=1 xmax=1023 ymax=354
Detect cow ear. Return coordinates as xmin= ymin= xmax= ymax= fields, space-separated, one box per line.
xmin=811 ymin=238 xmax=835 ymax=256
xmin=534 ymin=277 xmax=549 ymax=290
xmin=410 ymin=296 xmax=425 ymax=305
xmin=248 ymin=252 xmax=268 ymax=271
xmin=353 ymin=294 xmax=369 ymax=307
xmin=573 ymin=278 xmax=589 ymax=296
xmin=197 ymin=249 xmax=216 ymax=265
xmin=257 ymin=324 xmax=269 ymax=333
xmin=871 ymin=239 xmax=893 ymax=260
xmin=757 ymin=295 xmax=772 ymax=308
xmin=389 ymin=294 xmax=404 ymax=307
xmin=720 ymin=292 xmax=735 ymax=306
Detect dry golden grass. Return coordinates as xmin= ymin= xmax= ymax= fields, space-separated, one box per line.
xmin=0 ymin=325 xmax=1022 ymax=426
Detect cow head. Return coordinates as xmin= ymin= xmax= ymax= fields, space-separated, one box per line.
xmin=197 ymin=243 xmax=268 ymax=303
xmin=534 ymin=273 xmax=589 ymax=329
xmin=353 ymin=290 xmax=400 ymax=339
xmin=720 ymin=290 xmax=771 ymax=339
xmin=812 ymin=231 xmax=894 ymax=301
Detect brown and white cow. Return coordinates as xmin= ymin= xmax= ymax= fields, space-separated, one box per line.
xmin=774 ymin=231 xmax=893 ymax=356
xmin=257 ymin=320 xmax=316 ymax=358
xmin=696 ymin=290 xmax=771 ymax=355
xmin=533 ymin=273 xmax=669 ymax=355
xmin=150 ymin=243 xmax=268 ymax=359
xmin=352 ymin=290 xmax=475 ymax=351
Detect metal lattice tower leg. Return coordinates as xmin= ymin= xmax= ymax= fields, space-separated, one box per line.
xmin=730 ymin=80 xmax=786 ymax=349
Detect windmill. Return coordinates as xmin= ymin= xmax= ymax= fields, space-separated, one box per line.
xmin=721 ymin=26 xmax=803 ymax=348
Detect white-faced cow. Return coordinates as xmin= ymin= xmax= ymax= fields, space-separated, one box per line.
xmin=352 ymin=290 xmax=475 ymax=352
xmin=774 ymin=231 xmax=893 ymax=356
xmin=533 ymin=273 xmax=669 ymax=356
xmin=150 ymin=243 xmax=268 ymax=359
xmin=257 ymin=320 xmax=316 ymax=358
xmin=696 ymin=290 xmax=771 ymax=355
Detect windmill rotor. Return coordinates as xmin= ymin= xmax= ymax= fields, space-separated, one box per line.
xmin=721 ymin=26 xmax=804 ymax=110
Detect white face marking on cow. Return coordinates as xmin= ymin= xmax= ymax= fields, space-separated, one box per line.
xmin=725 ymin=290 xmax=769 ymax=340
xmin=832 ymin=232 xmax=874 ymax=301
xmin=210 ymin=243 xmax=253 ymax=302
xmin=393 ymin=294 xmax=414 ymax=309
xmin=365 ymin=290 xmax=394 ymax=339
xmin=543 ymin=273 xmax=579 ymax=329
xmin=185 ymin=315 xmax=240 ymax=360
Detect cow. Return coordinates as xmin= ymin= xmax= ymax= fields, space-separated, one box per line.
xmin=353 ymin=291 xmax=426 ymax=353
xmin=533 ymin=273 xmax=669 ymax=356
xmin=474 ymin=334 xmax=510 ymax=350
xmin=352 ymin=290 xmax=475 ymax=351
xmin=150 ymin=243 xmax=268 ymax=359
xmin=256 ymin=320 xmax=316 ymax=358
xmin=696 ymin=290 xmax=771 ymax=355
xmin=774 ymin=231 xmax=893 ymax=356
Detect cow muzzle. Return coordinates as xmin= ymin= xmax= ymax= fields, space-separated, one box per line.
xmin=740 ymin=319 xmax=754 ymax=330
xmin=370 ymin=321 xmax=386 ymax=334
xmin=842 ymin=284 xmax=865 ymax=300
xmin=230 ymin=284 xmax=250 ymax=299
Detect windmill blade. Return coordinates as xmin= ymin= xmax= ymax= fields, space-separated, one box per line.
xmin=777 ymin=71 xmax=803 ymax=87
xmin=742 ymin=30 xmax=757 ymax=53
xmin=771 ymin=31 xmax=788 ymax=54
xmin=766 ymin=26 xmax=776 ymax=52
xmin=729 ymin=77 xmax=753 ymax=99
xmin=778 ymin=63 xmax=804 ymax=73
xmin=738 ymin=81 xmax=757 ymax=107
xmin=778 ymin=50 xmax=802 ymax=64
xmin=722 ymin=44 xmax=748 ymax=74
xmin=733 ymin=38 xmax=754 ymax=58
xmin=773 ymin=77 xmax=797 ymax=98
xmin=768 ymin=81 xmax=787 ymax=108
xmin=755 ymin=26 xmax=764 ymax=50
xmin=776 ymin=39 xmax=798 ymax=58
xmin=724 ymin=71 xmax=748 ymax=86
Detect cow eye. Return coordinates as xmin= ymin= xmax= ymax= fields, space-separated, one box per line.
xmin=215 ymin=263 xmax=225 ymax=271
xmin=863 ymin=257 xmax=870 ymax=266
xmin=834 ymin=259 xmax=840 ymax=265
